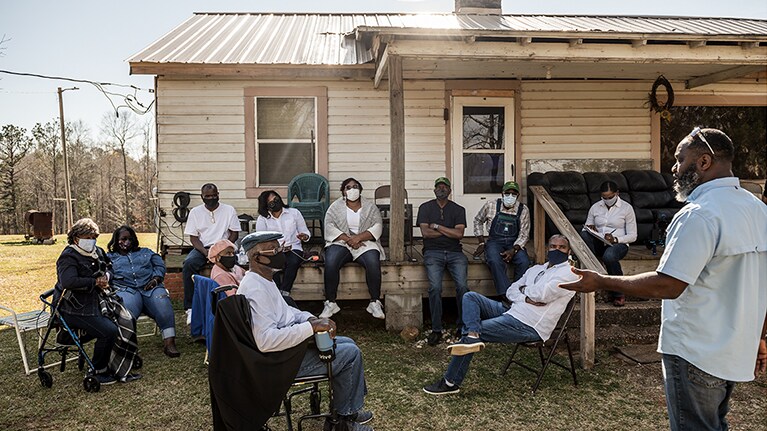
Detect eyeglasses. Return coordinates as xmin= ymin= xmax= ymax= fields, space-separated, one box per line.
xmin=688 ymin=127 xmax=715 ymax=156
xmin=257 ymin=245 xmax=290 ymax=256
xmin=209 ymin=211 xmax=216 ymax=224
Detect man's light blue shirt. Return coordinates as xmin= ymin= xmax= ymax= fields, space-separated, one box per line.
xmin=656 ymin=177 xmax=767 ymax=382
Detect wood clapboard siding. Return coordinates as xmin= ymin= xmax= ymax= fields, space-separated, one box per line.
xmin=156 ymin=78 xmax=446 ymax=245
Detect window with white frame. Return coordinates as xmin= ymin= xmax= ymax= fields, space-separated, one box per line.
xmin=255 ymin=97 xmax=317 ymax=185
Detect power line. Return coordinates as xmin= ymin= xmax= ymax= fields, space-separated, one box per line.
xmin=0 ymin=69 xmax=155 ymax=117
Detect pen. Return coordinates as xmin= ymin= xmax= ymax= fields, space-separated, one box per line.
xmin=609 ymin=229 xmax=616 ymax=235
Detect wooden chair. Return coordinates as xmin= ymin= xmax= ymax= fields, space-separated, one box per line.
xmin=501 ymin=296 xmax=578 ymax=394
xmin=374 ymin=185 xmax=414 ymax=259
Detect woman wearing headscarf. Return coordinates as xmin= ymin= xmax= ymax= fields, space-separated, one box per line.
xmin=319 ymin=178 xmax=385 ymax=320
xmin=53 ymin=218 xmax=140 ymax=385
xmin=208 ymin=238 xmax=246 ymax=294
xmin=107 ymin=225 xmax=179 ymax=358
xmin=255 ymin=190 xmax=311 ymax=299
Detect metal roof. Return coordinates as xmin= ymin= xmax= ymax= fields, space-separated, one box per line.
xmin=129 ymin=13 xmax=767 ymax=66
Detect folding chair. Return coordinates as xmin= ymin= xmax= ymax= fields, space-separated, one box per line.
xmin=501 ymin=296 xmax=578 ymax=394
xmin=374 ymin=184 xmax=415 ymax=260
xmin=136 ymin=314 xmax=159 ymax=338
xmin=0 ymin=302 xmax=51 ymax=375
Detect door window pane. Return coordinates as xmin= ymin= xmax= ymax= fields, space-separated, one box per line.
xmin=257 ymin=98 xmax=314 ymax=139
xmin=463 ymin=153 xmax=504 ymax=194
xmin=661 ymin=106 xmax=766 ymax=179
xmin=462 ymin=106 xmax=504 ymax=150
xmin=258 ymin=142 xmax=314 ymax=185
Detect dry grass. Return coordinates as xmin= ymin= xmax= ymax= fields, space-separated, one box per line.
xmin=1 ymin=235 xmax=765 ymax=430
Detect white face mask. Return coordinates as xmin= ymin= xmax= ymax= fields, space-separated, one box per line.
xmin=78 ymin=238 xmax=97 ymax=253
xmin=502 ymin=194 xmax=517 ymax=207
xmin=602 ymin=195 xmax=618 ymax=207
xmin=345 ymin=188 xmax=361 ymax=202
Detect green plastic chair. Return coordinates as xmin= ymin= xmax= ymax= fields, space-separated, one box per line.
xmin=287 ymin=173 xmax=330 ymax=238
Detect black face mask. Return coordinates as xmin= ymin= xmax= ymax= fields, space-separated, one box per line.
xmin=267 ymin=198 xmax=283 ymax=212
xmin=434 ymin=189 xmax=450 ymax=200
xmin=203 ymin=197 xmax=219 ymax=209
xmin=547 ymin=249 xmax=569 ymax=265
xmin=257 ymin=252 xmax=286 ymax=270
xmin=219 ymin=255 xmax=236 ymax=270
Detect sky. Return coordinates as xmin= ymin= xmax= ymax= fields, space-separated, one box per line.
xmin=1 ymin=0 xmax=766 ymax=140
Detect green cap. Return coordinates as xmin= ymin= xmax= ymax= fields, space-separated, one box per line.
xmin=502 ymin=181 xmax=520 ymax=193
xmin=434 ymin=177 xmax=451 ymax=187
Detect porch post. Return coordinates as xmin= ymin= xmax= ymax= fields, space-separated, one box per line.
xmin=388 ymin=54 xmax=405 ymax=262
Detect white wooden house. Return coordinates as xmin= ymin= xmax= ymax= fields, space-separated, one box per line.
xmin=130 ymin=2 xmax=767 ymax=362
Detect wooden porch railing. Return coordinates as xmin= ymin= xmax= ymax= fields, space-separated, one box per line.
xmin=529 ymin=185 xmax=606 ymax=370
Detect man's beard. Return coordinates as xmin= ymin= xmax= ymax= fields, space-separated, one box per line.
xmin=673 ymin=164 xmax=701 ymax=202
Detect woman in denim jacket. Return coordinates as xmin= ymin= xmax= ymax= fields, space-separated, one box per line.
xmin=107 ymin=225 xmax=179 ymax=358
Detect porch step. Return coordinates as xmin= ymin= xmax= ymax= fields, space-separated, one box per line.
xmin=571 ymin=300 xmax=661 ymax=328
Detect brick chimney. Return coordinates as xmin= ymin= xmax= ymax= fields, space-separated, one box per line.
xmin=454 ymin=0 xmax=502 ymax=14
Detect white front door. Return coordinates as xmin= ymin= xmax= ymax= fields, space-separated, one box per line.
xmin=450 ymin=96 xmax=516 ymax=234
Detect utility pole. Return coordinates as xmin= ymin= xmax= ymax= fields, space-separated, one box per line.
xmin=57 ymin=87 xmax=78 ymax=231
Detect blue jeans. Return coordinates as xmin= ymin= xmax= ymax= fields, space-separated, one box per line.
xmin=296 ymin=336 xmax=367 ymax=416
xmin=273 ymin=251 xmax=304 ymax=294
xmin=445 ymin=292 xmax=541 ymax=386
xmin=580 ymin=230 xmax=629 ymax=298
xmin=662 ymin=354 xmax=736 ymax=431
xmin=117 ymin=287 xmax=177 ymax=339
xmin=423 ymin=250 xmax=468 ymax=333
xmin=60 ymin=312 xmax=119 ymax=373
xmin=182 ymin=248 xmax=208 ymax=309
xmin=484 ymin=238 xmax=530 ymax=295
xmin=323 ymin=245 xmax=381 ymax=301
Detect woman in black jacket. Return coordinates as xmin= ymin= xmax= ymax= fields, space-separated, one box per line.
xmin=53 ymin=218 xmax=119 ymax=385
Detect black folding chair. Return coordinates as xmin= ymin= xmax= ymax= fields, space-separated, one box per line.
xmin=501 ymin=296 xmax=578 ymax=394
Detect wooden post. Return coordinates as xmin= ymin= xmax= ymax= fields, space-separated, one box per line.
xmin=533 ymin=196 xmax=546 ymax=264
xmin=529 ymin=186 xmax=603 ymax=369
xmin=57 ymin=87 xmax=75 ymax=231
xmin=388 ymin=55 xmax=405 ymax=262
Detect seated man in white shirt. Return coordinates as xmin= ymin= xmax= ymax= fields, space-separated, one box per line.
xmin=237 ymin=231 xmax=374 ymax=431
xmin=423 ymin=234 xmax=578 ymax=395
xmin=182 ymin=183 xmax=241 ymax=324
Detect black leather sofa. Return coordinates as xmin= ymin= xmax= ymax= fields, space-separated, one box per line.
xmin=527 ymin=170 xmax=684 ymax=245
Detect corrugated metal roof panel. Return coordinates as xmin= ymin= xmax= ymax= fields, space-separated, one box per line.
xmin=129 ymin=13 xmax=767 ymax=66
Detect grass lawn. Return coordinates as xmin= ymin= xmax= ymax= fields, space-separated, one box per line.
xmin=1 ymin=234 xmax=766 ymax=430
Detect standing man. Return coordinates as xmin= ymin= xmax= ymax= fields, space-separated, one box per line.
xmin=473 ymin=181 xmax=531 ymax=296
xmin=561 ymin=128 xmax=767 ymax=431
xmin=417 ymin=177 xmax=469 ymax=346
xmin=182 ymin=183 xmax=241 ymax=324
xmin=580 ymin=180 xmax=637 ymax=307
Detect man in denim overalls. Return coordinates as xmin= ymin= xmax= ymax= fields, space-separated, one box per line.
xmin=472 ymin=181 xmax=531 ymax=296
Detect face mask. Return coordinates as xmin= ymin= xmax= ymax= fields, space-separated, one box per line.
xmin=257 ymin=252 xmax=286 ymax=270
xmin=118 ymin=239 xmax=131 ymax=251
xmin=602 ymin=196 xmax=618 ymax=207
xmin=502 ymin=194 xmax=517 ymax=207
xmin=345 ymin=188 xmax=360 ymax=202
xmin=203 ymin=197 xmax=219 ymax=209
xmin=434 ymin=189 xmax=450 ymax=200
xmin=78 ymin=238 xmax=97 ymax=253
xmin=219 ymin=255 xmax=237 ymax=270
xmin=547 ymin=249 xmax=569 ymax=265
xmin=267 ymin=198 xmax=283 ymax=212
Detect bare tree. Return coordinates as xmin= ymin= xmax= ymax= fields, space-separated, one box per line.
xmin=0 ymin=124 xmax=33 ymax=232
xmin=101 ymin=112 xmax=139 ymax=226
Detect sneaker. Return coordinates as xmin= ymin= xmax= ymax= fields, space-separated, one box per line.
xmin=94 ymin=373 xmax=117 ymax=386
xmin=426 ymin=331 xmax=442 ymax=347
xmin=319 ymin=301 xmax=340 ymax=318
xmin=423 ymin=378 xmax=460 ymax=395
xmin=119 ymin=373 xmax=142 ymax=383
xmin=350 ymin=409 xmax=374 ymax=424
xmin=366 ymin=300 xmax=385 ymax=319
xmin=185 ymin=309 xmax=192 ymax=326
xmin=447 ymin=336 xmax=485 ymax=356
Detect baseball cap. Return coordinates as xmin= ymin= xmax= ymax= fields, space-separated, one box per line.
xmin=434 ymin=177 xmax=451 ymax=187
xmin=502 ymin=181 xmax=520 ymax=193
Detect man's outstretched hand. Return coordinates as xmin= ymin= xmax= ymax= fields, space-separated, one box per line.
xmin=558 ymin=267 xmax=603 ymax=293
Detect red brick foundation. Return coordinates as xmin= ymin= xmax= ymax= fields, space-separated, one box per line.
xmin=164 ymin=272 xmax=184 ymax=300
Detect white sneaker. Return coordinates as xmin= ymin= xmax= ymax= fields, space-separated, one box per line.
xmin=185 ymin=309 xmax=192 ymax=326
xmin=319 ymin=301 xmax=340 ymax=318
xmin=366 ymin=300 xmax=385 ymax=319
